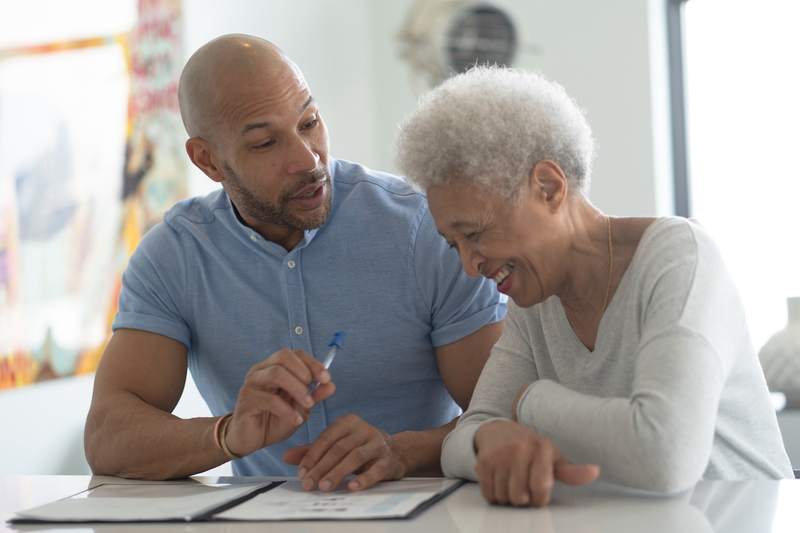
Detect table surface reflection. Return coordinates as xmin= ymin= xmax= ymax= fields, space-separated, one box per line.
xmin=2 ymin=475 xmax=798 ymax=533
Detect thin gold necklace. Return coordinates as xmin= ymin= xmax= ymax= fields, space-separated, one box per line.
xmin=601 ymin=216 xmax=613 ymax=313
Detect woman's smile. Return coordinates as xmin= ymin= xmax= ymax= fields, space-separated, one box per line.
xmin=489 ymin=262 xmax=516 ymax=294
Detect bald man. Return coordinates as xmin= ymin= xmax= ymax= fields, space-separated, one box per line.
xmin=84 ymin=34 xmax=505 ymax=490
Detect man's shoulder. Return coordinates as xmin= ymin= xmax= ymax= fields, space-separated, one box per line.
xmin=139 ymin=189 xmax=229 ymax=251
xmin=328 ymin=159 xmax=430 ymax=239
xmin=332 ymin=159 xmax=424 ymax=202
xmin=162 ymin=188 xmax=228 ymax=228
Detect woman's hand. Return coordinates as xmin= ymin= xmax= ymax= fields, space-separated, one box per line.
xmin=474 ymin=420 xmax=599 ymax=506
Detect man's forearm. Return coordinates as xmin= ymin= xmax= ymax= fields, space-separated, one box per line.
xmin=389 ymin=418 xmax=458 ymax=477
xmin=85 ymin=391 xmax=229 ymax=479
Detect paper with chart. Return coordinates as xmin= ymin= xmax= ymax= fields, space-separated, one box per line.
xmin=215 ymin=478 xmax=463 ymax=520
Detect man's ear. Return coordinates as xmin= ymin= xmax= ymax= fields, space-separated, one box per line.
xmin=186 ymin=137 xmax=225 ymax=183
xmin=527 ymin=160 xmax=568 ymax=210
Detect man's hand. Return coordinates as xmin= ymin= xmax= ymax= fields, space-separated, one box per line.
xmin=225 ymin=348 xmax=336 ymax=458
xmin=283 ymin=414 xmax=407 ymax=492
xmin=474 ymin=420 xmax=599 ymax=507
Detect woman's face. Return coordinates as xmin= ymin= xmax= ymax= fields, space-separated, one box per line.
xmin=427 ymin=180 xmax=568 ymax=308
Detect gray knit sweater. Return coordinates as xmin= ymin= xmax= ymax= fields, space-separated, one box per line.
xmin=442 ymin=217 xmax=793 ymax=492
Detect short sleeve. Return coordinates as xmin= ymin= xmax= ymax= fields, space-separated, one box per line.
xmin=412 ymin=206 xmax=507 ymax=347
xmin=111 ymin=221 xmax=192 ymax=349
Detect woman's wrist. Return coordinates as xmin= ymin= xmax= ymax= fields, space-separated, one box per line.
xmin=513 ymin=383 xmax=534 ymax=422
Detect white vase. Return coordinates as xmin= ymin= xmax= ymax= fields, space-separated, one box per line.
xmin=759 ymin=297 xmax=800 ymax=407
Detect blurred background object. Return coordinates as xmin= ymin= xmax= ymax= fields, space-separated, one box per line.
xmin=760 ymin=297 xmax=800 ymax=408
xmin=397 ymin=0 xmax=541 ymax=90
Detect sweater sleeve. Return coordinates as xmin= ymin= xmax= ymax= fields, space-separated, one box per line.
xmin=441 ymin=305 xmax=539 ymax=479
xmin=515 ymin=224 xmax=733 ymax=493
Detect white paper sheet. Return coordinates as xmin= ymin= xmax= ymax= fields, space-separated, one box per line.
xmin=216 ymin=478 xmax=462 ymax=521
xmin=14 ymin=482 xmax=270 ymax=522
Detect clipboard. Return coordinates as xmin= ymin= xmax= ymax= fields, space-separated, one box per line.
xmin=10 ymin=478 xmax=464 ymax=523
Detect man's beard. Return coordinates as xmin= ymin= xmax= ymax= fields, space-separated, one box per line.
xmin=223 ymin=163 xmax=332 ymax=231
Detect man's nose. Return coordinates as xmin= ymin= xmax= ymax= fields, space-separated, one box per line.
xmin=286 ymin=135 xmax=319 ymax=174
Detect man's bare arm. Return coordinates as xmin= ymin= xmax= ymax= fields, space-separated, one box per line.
xmin=85 ymin=328 xmax=335 ymax=479
xmin=391 ymin=320 xmax=504 ymax=475
xmin=435 ymin=320 xmax=504 ymax=410
xmin=84 ymin=328 xmax=228 ymax=479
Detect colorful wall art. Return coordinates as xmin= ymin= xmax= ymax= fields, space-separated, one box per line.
xmin=0 ymin=0 xmax=186 ymax=389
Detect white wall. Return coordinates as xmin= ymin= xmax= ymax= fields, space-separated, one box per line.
xmin=1 ymin=375 xmax=94 ymax=474
xmin=2 ymin=0 xmax=676 ymax=474
xmin=364 ymin=0 xmax=674 ymax=216
xmin=183 ymin=0 xmax=378 ymax=197
xmin=0 ymin=370 xmax=230 ymax=475
xmin=185 ymin=0 xmax=675 ymax=216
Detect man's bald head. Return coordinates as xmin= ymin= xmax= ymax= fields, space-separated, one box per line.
xmin=178 ymin=34 xmax=306 ymax=139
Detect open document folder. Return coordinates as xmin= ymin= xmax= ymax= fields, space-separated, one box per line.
xmin=10 ymin=478 xmax=464 ymax=523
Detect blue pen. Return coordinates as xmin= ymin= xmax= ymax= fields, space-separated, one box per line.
xmin=308 ymin=331 xmax=345 ymax=393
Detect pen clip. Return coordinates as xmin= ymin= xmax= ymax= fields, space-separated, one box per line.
xmin=328 ymin=331 xmax=346 ymax=349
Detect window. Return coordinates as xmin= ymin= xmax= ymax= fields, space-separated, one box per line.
xmin=675 ymin=0 xmax=800 ymax=349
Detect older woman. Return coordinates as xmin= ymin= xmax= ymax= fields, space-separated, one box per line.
xmin=396 ymin=66 xmax=792 ymax=507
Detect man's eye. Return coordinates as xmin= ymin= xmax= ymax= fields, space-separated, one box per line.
xmin=302 ymin=118 xmax=319 ymax=130
xmin=465 ymin=231 xmax=481 ymax=242
xmin=254 ymin=139 xmax=275 ymax=149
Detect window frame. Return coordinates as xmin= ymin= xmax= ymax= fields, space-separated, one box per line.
xmin=666 ymin=0 xmax=691 ymax=218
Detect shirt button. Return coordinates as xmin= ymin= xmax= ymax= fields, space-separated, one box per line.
xmin=294 ymin=326 xmax=304 ymax=335
xmin=250 ymin=234 xmax=258 ymax=242
xmin=287 ymin=260 xmax=296 ymax=269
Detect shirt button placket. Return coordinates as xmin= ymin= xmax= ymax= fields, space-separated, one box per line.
xmin=285 ymin=253 xmax=325 ymax=440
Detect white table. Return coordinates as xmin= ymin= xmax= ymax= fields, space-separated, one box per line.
xmin=2 ymin=475 xmax=799 ymax=532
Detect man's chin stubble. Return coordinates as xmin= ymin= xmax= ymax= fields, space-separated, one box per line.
xmin=278 ymin=194 xmax=332 ymax=231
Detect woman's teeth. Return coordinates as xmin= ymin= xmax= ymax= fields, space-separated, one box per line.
xmin=493 ymin=262 xmax=515 ymax=285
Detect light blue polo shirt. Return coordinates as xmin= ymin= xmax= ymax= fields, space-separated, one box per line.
xmin=113 ymin=159 xmax=506 ymax=476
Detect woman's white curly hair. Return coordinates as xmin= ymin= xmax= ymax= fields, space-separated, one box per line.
xmin=396 ymin=66 xmax=595 ymax=200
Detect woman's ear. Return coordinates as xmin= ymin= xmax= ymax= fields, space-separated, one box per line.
xmin=528 ymin=161 xmax=568 ymax=209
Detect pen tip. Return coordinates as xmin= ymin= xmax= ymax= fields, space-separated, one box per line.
xmin=331 ymin=331 xmax=346 ymax=347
